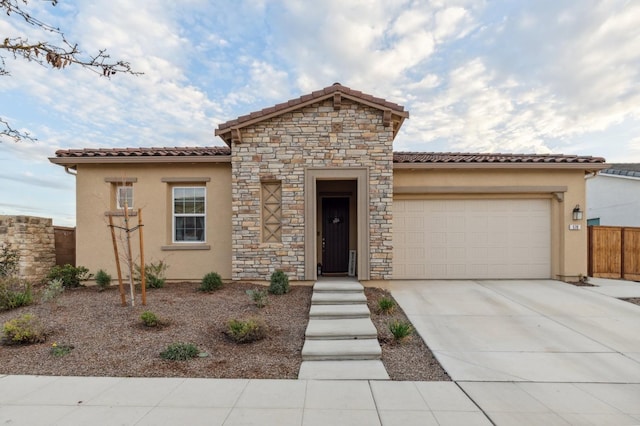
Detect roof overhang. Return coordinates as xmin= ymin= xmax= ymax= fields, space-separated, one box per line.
xmin=49 ymin=155 xmax=231 ymax=169
xmin=393 ymin=163 xmax=609 ymax=172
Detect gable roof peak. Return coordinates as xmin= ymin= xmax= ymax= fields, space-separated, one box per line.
xmin=215 ymin=84 xmax=408 ymax=145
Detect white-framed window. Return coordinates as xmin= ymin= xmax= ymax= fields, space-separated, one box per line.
xmin=116 ymin=185 xmax=134 ymax=209
xmin=173 ymin=186 xmax=206 ymax=242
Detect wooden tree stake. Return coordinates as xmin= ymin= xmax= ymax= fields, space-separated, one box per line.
xmin=108 ymin=214 xmax=127 ymax=306
xmin=138 ymin=208 xmax=146 ymax=305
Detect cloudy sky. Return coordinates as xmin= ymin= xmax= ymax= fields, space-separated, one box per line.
xmin=1 ymin=0 xmax=639 ymax=226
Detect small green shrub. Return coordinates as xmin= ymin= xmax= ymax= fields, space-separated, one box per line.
xmin=2 ymin=313 xmax=46 ymax=344
xmin=246 ymin=288 xmax=268 ymax=308
xmin=50 ymin=342 xmax=74 ymax=357
xmin=388 ymin=320 xmax=414 ymax=342
xmin=47 ymin=264 xmax=92 ymax=288
xmin=269 ymin=270 xmax=290 ymax=295
xmin=0 ymin=243 xmax=19 ymax=278
xmin=199 ymin=272 xmax=223 ymax=292
xmin=41 ymin=278 xmax=64 ymax=303
xmin=95 ymin=269 xmax=112 ymax=291
xmin=140 ymin=310 xmax=159 ymax=327
xmin=378 ymin=297 xmax=396 ymax=314
xmin=160 ymin=342 xmax=199 ymax=361
xmin=0 ymin=278 xmax=33 ymax=311
xmin=135 ymin=261 xmax=168 ymax=289
xmin=225 ymin=318 xmax=268 ymax=343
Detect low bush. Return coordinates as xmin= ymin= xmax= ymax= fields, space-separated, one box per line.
xmin=199 ymin=272 xmax=223 ymax=292
xmin=47 ymin=264 xmax=92 ymax=288
xmin=246 ymin=288 xmax=268 ymax=308
xmin=50 ymin=342 xmax=74 ymax=357
xmin=135 ymin=261 xmax=168 ymax=289
xmin=377 ymin=297 xmax=396 ymax=314
xmin=225 ymin=318 xmax=268 ymax=343
xmin=2 ymin=313 xmax=46 ymax=344
xmin=388 ymin=320 xmax=414 ymax=342
xmin=269 ymin=270 xmax=290 ymax=295
xmin=0 ymin=277 xmax=33 ymax=311
xmin=95 ymin=269 xmax=112 ymax=291
xmin=0 ymin=243 xmax=19 ymax=278
xmin=41 ymin=278 xmax=64 ymax=303
xmin=140 ymin=310 xmax=159 ymax=327
xmin=160 ymin=342 xmax=199 ymax=361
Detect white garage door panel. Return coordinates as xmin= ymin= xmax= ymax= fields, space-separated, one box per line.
xmin=393 ymin=199 xmax=551 ymax=279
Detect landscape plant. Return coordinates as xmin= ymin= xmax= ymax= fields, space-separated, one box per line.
xmin=50 ymin=342 xmax=74 ymax=357
xmin=160 ymin=342 xmax=199 ymax=361
xmin=377 ymin=296 xmax=396 ymax=314
xmin=388 ymin=320 xmax=414 ymax=342
xmin=2 ymin=313 xmax=46 ymax=344
xmin=246 ymin=288 xmax=268 ymax=308
xmin=135 ymin=261 xmax=168 ymax=289
xmin=0 ymin=277 xmax=33 ymax=311
xmin=0 ymin=243 xmax=19 ymax=278
xmin=225 ymin=318 xmax=268 ymax=343
xmin=268 ymin=270 xmax=290 ymax=295
xmin=95 ymin=269 xmax=112 ymax=291
xmin=140 ymin=310 xmax=159 ymax=327
xmin=47 ymin=264 xmax=92 ymax=288
xmin=199 ymin=272 xmax=223 ymax=292
xmin=40 ymin=278 xmax=64 ymax=303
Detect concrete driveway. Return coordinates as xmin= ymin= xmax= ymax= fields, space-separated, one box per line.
xmin=389 ymin=279 xmax=640 ymax=383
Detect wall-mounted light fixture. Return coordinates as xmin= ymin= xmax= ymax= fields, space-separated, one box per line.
xmin=572 ymin=204 xmax=583 ymax=221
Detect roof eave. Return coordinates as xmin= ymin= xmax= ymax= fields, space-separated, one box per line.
xmin=49 ymin=156 xmax=231 ymax=168
xmin=393 ymin=162 xmax=609 ymax=171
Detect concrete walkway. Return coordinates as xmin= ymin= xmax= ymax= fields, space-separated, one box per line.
xmin=298 ymin=279 xmax=388 ymax=380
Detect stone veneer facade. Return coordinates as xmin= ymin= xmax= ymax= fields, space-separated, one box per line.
xmin=0 ymin=215 xmax=56 ymax=283
xmin=231 ymin=99 xmax=394 ymax=280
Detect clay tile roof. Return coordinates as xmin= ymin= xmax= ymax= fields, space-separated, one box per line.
xmin=393 ymin=152 xmax=606 ymax=164
xmin=54 ymin=146 xmax=230 ymax=158
xmin=216 ymin=82 xmax=407 ymax=132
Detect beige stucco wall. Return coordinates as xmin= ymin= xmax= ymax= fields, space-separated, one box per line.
xmin=75 ymin=163 xmax=232 ymax=281
xmin=393 ymin=167 xmax=588 ymax=281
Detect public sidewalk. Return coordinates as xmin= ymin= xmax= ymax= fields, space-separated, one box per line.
xmin=0 ymin=375 xmax=490 ymax=426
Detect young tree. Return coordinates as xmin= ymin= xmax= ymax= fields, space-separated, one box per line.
xmin=0 ymin=0 xmax=141 ymax=141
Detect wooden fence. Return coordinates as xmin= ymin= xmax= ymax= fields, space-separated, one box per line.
xmin=588 ymin=226 xmax=640 ymax=281
xmin=54 ymin=226 xmax=76 ymax=267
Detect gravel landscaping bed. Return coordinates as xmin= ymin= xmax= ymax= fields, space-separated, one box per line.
xmin=0 ymin=282 xmax=449 ymax=381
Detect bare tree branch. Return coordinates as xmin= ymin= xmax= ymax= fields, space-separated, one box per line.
xmin=0 ymin=117 xmax=36 ymax=142
xmin=1 ymin=0 xmax=142 ymax=141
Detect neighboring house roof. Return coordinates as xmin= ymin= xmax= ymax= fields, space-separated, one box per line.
xmin=215 ymin=83 xmax=409 ymax=145
xmin=599 ymin=163 xmax=640 ymax=179
xmin=51 ymin=147 xmax=606 ymax=171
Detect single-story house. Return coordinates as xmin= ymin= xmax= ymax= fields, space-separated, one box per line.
xmin=50 ymin=83 xmax=607 ymax=284
xmin=586 ymin=164 xmax=640 ymax=227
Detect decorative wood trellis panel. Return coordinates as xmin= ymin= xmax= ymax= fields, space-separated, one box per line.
xmin=261 ymin=181 xmax=282 ymax=243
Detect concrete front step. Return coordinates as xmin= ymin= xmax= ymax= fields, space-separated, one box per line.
xmin=311 ymin=292 xmax=367 ymax=305
xmin=298 ymin=360 xmax=390 ymax=380
xmin=301 ymin=338 xmax=381 ymax=361
xmin=313 ymin=281 xmax=364 ymax=293
xmin=305 ymin=318 xmax=378 ymax=340
xmin=309 ymin=304 xmax=371 ymax=319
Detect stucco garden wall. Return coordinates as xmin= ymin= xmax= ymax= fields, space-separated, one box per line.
xmin=0 ymin=215 xmax=56 ymax=283
xmin=231 ymin=98 xmax=394 ymax=280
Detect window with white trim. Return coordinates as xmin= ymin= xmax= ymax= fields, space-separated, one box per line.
xmin=173 ymin=187 xmax=206 ymax=242
xmin=116 ymin=185 xmax=134 ymax=210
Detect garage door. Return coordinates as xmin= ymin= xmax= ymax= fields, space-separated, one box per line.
xmin=393 ymin=199 xmax=551 ymax=279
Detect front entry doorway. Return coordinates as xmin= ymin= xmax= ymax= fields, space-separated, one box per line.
xmin=322 ymin=197 xmax=349 ymax=273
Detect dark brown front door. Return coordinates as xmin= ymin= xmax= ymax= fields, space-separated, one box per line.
xmin=322 ymin=197 xmax=349 ymax=273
